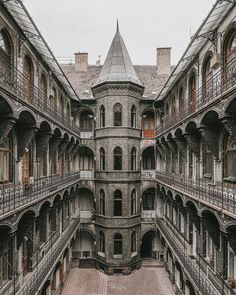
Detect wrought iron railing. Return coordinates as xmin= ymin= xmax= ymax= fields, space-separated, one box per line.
xmin=156 ymin=217 xmax=220 ymax=295
xmin=18 ymin=217 xmax=80 ymax=295
xmin=0 ymin=171 xmax=80 ymax=217
xmin=156 ymin=56 xmax=236 ymax=135
xmin=0 ymin=59 xmax=80 ymax=136
xmin=156 ymin=171 xmax=236 ymax=216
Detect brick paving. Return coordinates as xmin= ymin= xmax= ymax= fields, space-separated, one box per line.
xmin=61 ymin=267 xmax=175 ymax=295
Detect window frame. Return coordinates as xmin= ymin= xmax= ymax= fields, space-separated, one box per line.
xmin=114 ymin=190 xmax=122 ymax=216
xmin=113 ymin=103 xmax=122 ymax=127
xmin=114 ymin=147 xmax=122 ymax=170
xmin=114 ymin=233 xmax=122 ymax=255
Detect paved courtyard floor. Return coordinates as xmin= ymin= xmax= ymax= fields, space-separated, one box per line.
xmin=61 ymin=267 xmax=175 ymax=295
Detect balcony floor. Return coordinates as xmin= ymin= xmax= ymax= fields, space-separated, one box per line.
xmin=61 ymin=267 xmax=175 ymax=295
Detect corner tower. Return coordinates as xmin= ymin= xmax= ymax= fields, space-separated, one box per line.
xmin=92 ymin=23 xmax=144 ymax=274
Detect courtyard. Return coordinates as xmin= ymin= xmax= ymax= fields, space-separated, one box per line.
xmin=61 ymin=267 xmax=175 ymax=295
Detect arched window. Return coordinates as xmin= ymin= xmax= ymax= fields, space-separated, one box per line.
xmin=100 ymin=105 xmax=105 ymax=128
xmin=100 ymin=189 xmax=105 ymax=215
xmin=99 ymin=231 xmax=105 ymax=253
xmin=100 ymin=147 xmax=105 ymax=171
xmin=0 ymin=134 xmax=13 ymax=183
xmin=40 ymin=74 xmax=47 ymax=106
xmin=23 ymin=55 xmax=33 ymax=102
xmin=131 ymin=189 xmax=136 ymax=215
xmin=114 ymin=103 xmax=122 ymax=126
xmin=131 ymin=231 xmax=137 ymax=253
xmin=224 ymin=27 xmax=236 ymax=65
xmin=114 ymin=190 xmax=122 ymax=216
xmin=114 ymin=147 xmax=122 ymax=170
xmin=131 ymin=105 xmax=136 ymax=128
xmin=189 ymin=74 xmax=196 ymax=112
xmin=131 ymin=147 xmax=136 ymax=171
xmin=0 ymin=29 xmax=12 ymax=66
xmin=223 ymin=133 xmax=236 ymax=178
xmin=114 ymin=233 xmax=122 ymax=255
xmin=202 ymin=55 xmax=213 ymax=99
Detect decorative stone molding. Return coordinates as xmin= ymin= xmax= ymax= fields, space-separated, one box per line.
xmin=17 ymin=126 xmax=38 ymax=159
xmin=0 ymin=117 xmax=16 ymax=145
xmin=221 ymin=116 xmax=236 ymax=138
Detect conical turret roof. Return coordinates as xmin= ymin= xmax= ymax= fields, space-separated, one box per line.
xmin=94 ymin=22 xmax=143 ymax=87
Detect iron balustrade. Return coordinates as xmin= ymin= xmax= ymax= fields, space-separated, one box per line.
xmin=163 ymin=215 xmax=235 ymax=294
xmin=156 ymin=217 xmax=219 ymax=295
xmin=156 ymin=55 xmax=236 ymax=135
xmin=0 ymin=59 xmax=80 ymax=136
xmin=18 ymin=216 xmax=80 ymax=295
xmin=156 ymin=171 xmax=236 ymax=216
xmin=0 ymin=171 xmax=80 ymax=216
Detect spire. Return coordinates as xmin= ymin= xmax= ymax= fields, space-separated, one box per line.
xmin=93 ymin=22 xmax=143 ymax=87
xmin=116 ymin=18 xmax=119 ymax=33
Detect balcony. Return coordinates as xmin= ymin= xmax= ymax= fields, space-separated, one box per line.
xmin=18 ymin=217 xmax=80 ymax=295
xmin=141 ymin=170 xmax=155 ymax=180
xmin=0 ymin=62 xmax=80 ymax=136
xmin=80 ymin=210 xmax=94 ymax=223
xmin=141 ymin=210 xmax=156 ymax=221
xmin=156 ymin=56 xmax=236 ymax=136
xmin=80 ymin=131 xmax=94 ymax=139
xmin=0 ymin=171 xmax=80 ymax=218
xmin=157 ymin=217 xmax=235 ymax=295
xmin=80 ymin=170 xmax=94 ymax=179
xmin=156 ymin=171 xmax=236 ymax=216
xmin=156 ymin=217 xmax=220 ymax=295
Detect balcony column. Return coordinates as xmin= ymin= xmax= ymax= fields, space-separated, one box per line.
xmin=0 ymin=116 xmax=16 ymax=144
xmin=9 ymin=231 xmax=17 ymax=283
xmin=70 ymin=142 xmax=80 ymax=172
xmin=221 ymin=231 xmax=228 ymax=280
xmin=156 ymin=142 xmax=166 ymax=161
xmin=66 ymin=142 xmax=75 ymax=172
xmin=183 ymin=133 xmax=200 ymax=160
xmin=161 ymin=141 xmax=170 ymax=174
xmin=167 ymin=139 xmax=178 ymax=173
xmin=49 ymin=136 xmax=62 ymax=175
xmin=36 ymin=132 xmax=53 ymax=177
xmin=58 ymin=139 xmax=70 ymax=177
xmin=198 ymin=126 xmax=219 ymax=159
xmin=17 ymin=126 xmax=38 ymax=159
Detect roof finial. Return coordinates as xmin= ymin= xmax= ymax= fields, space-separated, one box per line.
xmin=116 ymin=18 xmax=119 ymax=33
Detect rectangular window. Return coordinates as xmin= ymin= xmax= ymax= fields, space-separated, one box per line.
xmin=114 ymin=112 xmax=122 ymax=127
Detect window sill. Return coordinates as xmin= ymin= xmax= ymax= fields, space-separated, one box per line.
xmin=131 ymin=251 xmax=138 ymax=257
xmin=113 ymin=254 xmax=123 ymax=259
xmin=98 ymin=251 xmax=105 ymax=258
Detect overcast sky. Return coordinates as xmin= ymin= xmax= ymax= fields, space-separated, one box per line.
xmin=23 ymin=0 xmax=216 ymax=66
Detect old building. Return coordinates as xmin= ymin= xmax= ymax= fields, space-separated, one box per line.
xmin=1 ymin=0 xmax=236 ymax=294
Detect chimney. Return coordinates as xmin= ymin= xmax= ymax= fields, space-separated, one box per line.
xmin=74 ymin=52 xmax=88 ymax=72
xmin=156 ymin=47 xmax=171 ymax=75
